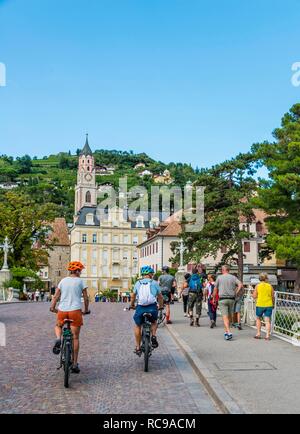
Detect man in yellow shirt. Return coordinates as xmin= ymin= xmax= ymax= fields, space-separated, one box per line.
xmin=253 ymin=273 xmax=275 ymax=341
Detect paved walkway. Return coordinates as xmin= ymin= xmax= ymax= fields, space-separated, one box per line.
xmin=169 ymin=302 xmax=300 ymax=414
xmin=0 ymin=302 xmax=218 ymax=414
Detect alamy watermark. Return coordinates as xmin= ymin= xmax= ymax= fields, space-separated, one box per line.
xmin=291 ymin=62 xmax=300 ymax=87
xmin=96 ymin=177 xmax=205 ymax=233
xmin=0 ymin=62 xmax=6 ymax=87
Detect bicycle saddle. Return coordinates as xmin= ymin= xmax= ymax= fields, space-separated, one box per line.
xmin=63 ymin=319 xmax=74 ymax=323
xmin=143 ymin=313 xmax=152 ymax=318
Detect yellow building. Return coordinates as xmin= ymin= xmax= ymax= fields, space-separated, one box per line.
xmin=71 ymin=137 xmax=161 ymax=300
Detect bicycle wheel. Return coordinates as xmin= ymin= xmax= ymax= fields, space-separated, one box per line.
xmin=64 ymin=341 xmax=72 ymax=388
xmin=144 ymin=334 xmax=150 ymax=372
xmin=158 ymin=309 xmax=166 ymax=327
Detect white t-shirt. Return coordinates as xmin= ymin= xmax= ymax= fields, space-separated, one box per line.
xmin=58 ymin=277 xmax=87 ymax=312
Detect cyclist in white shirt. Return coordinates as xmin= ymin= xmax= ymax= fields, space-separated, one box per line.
xmin=50 ymin=261 xmax=90 ymax=373
xmin=130 ymin=266 xmax=164 ymax=356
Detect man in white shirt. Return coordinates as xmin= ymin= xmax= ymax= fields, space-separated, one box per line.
xmin=50 ymin=261 xmax=90 ymax=373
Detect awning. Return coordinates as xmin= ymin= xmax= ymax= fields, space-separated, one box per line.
xmin=243 ymin=274 xmax=278 ymax=286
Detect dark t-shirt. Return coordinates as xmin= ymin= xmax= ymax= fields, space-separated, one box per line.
xmin=159 ymin=274 xmax=175 ymax=293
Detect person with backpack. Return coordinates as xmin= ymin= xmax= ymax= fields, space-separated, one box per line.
xmin=180 ymin=273 xmax=191 ymax=317
xmin=131 ymin=266 xmax=164 ymax=356
xmin=205 ymin=274 xmax=218 ymax=328
xmin=188 ymin=268 xmax=203 ymax=327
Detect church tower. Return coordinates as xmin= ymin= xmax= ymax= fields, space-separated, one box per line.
xmin=74 ymin=134 xmax=97 ymax=214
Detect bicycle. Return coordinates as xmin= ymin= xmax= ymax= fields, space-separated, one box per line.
xmin=58 ymin=318 xmax=74 ymax=388
xmin=51 ymin=309 xmax=90 ymax=388
xmin=157 ymin=304 xmax=166 ymax=327
xmin=125 ymin=306 xmax=157 ymax=372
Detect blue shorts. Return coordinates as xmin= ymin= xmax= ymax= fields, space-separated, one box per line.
xmin=133 ymin=303 xmax=158 ymax=326
xmin=256 ymin=306 xmax=273 ymax=318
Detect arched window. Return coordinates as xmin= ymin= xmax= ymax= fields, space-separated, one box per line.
xmin=86 ymin=191 xmax=91 ymax=203
xmin=87 ymin=166 xmax=90 ymax=172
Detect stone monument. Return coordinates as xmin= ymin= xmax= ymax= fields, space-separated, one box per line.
xmin=0 ymin=237 xmax=13 ymax=301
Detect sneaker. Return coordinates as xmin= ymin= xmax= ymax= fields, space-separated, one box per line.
xmin=227 ymin=333 xmax=233 ymax=340
xmin=151 ymin=335 xmax=159 ymax=348
xmin=224 ymin=333 xmax=229 ymax=340
xmin=166 ymin=320 xmax=173 ymax=324
xmin=237 ymin=323 xmax=242 ymax=330
xmin=71 ymin=364 xmax=80 ymax=374
xmin=184 ymin=313 xmax=187 ymax=317
xmin=195 ymin=319 xmax=200 ymax=327
xmin=190 ymin=319 xmax=194 ymax=327
xmin=210 ymin=321 xmax=214 ymax=329
xmin=52 ymin=339 xmax=61 ymax=355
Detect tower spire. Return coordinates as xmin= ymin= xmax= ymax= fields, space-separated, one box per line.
xmin=80 ymin=133 xmax=93 ymax=156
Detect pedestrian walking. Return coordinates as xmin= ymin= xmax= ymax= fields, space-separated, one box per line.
xmin=170 ymin=278 xmax=177 ymax=304
xmin=213 ymin=265 xmax=243 ymax=340
xmin=41 ymin=291 xmax=45 ymax=302
xmin=180 ymin=273 xmax=191 ymax=317
xmin=158 ymin=266 xmax=176 ymax=324
xmin=232 ymin=285 xmax=245 ymax=330
xmin=252 ymin=273 xmax=275 ymax=341
xmin=199 ymin=264 xmax=208 ymax=281
xmin=205 ymin=274 xmax=218 ymax=328
xmin=188 ymin=268 xmax=204 ymax=327
xmin=35 ymin=289 xmax=40 ymax=302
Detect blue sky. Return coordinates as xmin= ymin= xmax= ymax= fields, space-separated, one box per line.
xmin=0 ymin=0 xmax=300 ymax=168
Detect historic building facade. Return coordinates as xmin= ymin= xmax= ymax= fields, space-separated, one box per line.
xmin=138 ymin=216 xmax=182 ymax=272
xmin=70 ymin=136 xmax=163 ymax=299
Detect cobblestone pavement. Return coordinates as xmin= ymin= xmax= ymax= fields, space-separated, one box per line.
xmin=0 ymin=303 xmax=218 ymax=414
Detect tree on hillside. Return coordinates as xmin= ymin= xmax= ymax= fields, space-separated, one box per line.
xmin=0 ymin=158 xmax=18 ymax=181
xmin=180 ymin=153 xmax=258 ymax=280
xmin=0 ymin=191 xmax=58 ymax=270
xmin=252 ymin=104 xmax=300 ymax=277
xmin=16 ymin=155 xmax=32 ymax=174
xmin=58 ymin=154 xmax=70 ymax=169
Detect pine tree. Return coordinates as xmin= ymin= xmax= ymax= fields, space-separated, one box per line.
xmin=252 ymin=104 xmax=300 ymax=273
xmin=182 ymin=153 xmax=258 ymax=280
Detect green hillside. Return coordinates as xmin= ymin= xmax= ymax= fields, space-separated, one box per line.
xmin=0 ymin=150 xmax=199 ymax=222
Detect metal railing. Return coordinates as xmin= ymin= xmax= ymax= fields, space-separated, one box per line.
xmin=241 ymin=289 xmax=300 ymax=347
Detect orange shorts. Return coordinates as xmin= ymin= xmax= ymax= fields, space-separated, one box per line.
xmin=57 ymin=310 xmax=83 ymax=328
